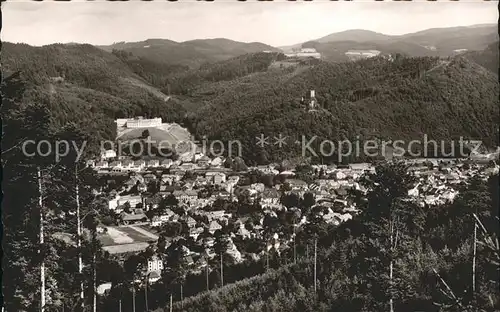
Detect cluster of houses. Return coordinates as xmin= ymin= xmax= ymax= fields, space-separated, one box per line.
xmin=99 ymin=153 xmax=498 ymax=230
xmin=106 ymin=169 xmax=236 ymax=210
xmin=94 ymin=146 xmax=498 ymax=289
xmin=406 ymin=159 xmax=498 ymax=206
xmin=97 ymin=159 xmax=375 ymax=279
xmin=90 ymin=153 xmax=224 ymax=174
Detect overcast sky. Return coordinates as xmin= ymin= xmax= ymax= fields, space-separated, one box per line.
xmin=2 ymin=0 xmax=498 ymax=47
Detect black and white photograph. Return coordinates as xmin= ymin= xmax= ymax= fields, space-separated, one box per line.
xmin=1 ymin=1 xmax=499 ymax=312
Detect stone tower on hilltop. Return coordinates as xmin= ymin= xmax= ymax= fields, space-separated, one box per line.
xmin=308 ymin=90 xmax=318 ymax=111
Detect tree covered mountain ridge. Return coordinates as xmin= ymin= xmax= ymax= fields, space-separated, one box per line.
xmin=1 ymin=42 xmax=190 ymax=146
xmin=282 ymin=24 xmax=498 ymax=63
xmin=98 ymin=38 xmax=281 ymax=68
xmin=99 ymin=24 xmax=496 ymax=65
xmin=182 ymin=54 xmax=499 ymax=163
xmin=2 ymin=35 xmax=498 ymax=163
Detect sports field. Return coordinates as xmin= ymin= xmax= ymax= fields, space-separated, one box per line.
xmin=98 ymin=225 xmax=158 ymax=247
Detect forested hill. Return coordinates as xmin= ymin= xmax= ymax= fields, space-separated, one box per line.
xmin=2 ymin=42 xmax=190 ymax=145
xmin=183 ymin=55 xmax=499 ymax=164
xmin=113 ymin=50 xmax=288 ymax=96
xmin=99 ymin=38 xmax=280 ymax=68
xmin=464 ymin=41 xmax=499 ymax=75
xmin=301 ymin=40 xmax=436 ymax=63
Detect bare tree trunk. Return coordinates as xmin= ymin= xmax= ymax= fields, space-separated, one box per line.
xmin=433 ymin=268 xmax=461 ymax=306
xmin=314 ymin=238 xmax=317 ymax=294
xmin=389 ymin=260 xmax=394 ymax=312
xmin=306 ymin=244 xmax=309 ymax=259
xmin=76 ymin=174 xmax=84 ymax=309
xmin=472 ymin=221 xmax=477 ymax=294
xmin=293 ymin=225 xmax=297 ymax=264
xmin=118 ymin=299 xmax=122 ymax=312
xmin=145 ymin=278 xmax=149 ymax=312
xmin=93 ymin=254 xmax=97 ymax=312
xmin=132 ymin=285 xmax=136 ymax=312
xmin=169 ymin=294 xmax=173 ymax=312
xmin=206 ymin=264 xmax=209 ymax=291
xmin=38 ymin=168 xmax=46 ymax=312
xmin=180 ymin=284 xmax=184 ymax=309
xmin=266 ymin=250 xmax=269 ymax=271
xmin=389 ymin=219 xmax=395 ymax=312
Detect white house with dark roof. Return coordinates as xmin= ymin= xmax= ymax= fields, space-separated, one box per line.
xmin=146 ymin=256 xmax=163 ymax=283
xmin=148 ymin=271 xmax=161 ymax=284
xmin=208 ymin=220 xmax=222 ymax=234
xmin=120 ymin=195 xmax=143 ymax=208
xmin=101 ymin=149 xmax=117 ymax=160
xmin=236 ymin=223 xmax=251 ymax=239
xmin=197 ymin=155 xmax=211 ymax=167
xmin=211 ymin=157 xmax=223 ymax=167
xmin=206 ymin=171 xmax=226 ymax=185
xmin=161 ymin=174 xmax=178 ymax=185
xmin=120 ymin=210 xmax=148 ymax=224
xmin=205 ymin=210 xmax=226 ymax=221
xmin=186 ymin=217 xmax=197 ymax=228
xmin=173 ymin=190 xmax=198 ymax=204
xmin=108 ymin=194 xmax=144 ymax=211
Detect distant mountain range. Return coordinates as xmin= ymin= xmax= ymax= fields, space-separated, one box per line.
xmin=312 ymin=24 xmax=497 ymax=46
xmin=94 ymin=24 xmax=498 ymax=68
xmin=280 ymin=24 xmax=498 ymax=61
